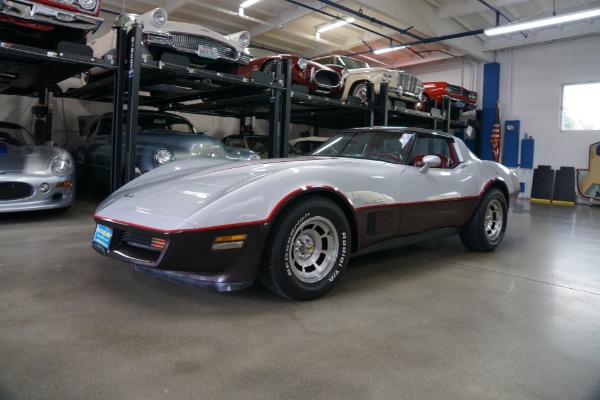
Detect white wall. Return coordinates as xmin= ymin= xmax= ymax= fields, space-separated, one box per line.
xmin=406 ymin=37 xmax=600 ymax=170
xmin=496 ymin=36 xmax=600 ymax=170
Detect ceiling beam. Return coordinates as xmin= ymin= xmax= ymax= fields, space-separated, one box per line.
xmin=164 ymin=0 xmax=192 ymax=13
xmin=249 ymin=0 xmax=341 ymax=37
xmin=343 ymin=0 xmax=496 ymax=63
xmin=437 ymin=0 xmax=529 ymax=19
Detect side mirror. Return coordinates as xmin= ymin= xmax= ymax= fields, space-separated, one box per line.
xmin=419 ymin=155 xmax=441 ymax=173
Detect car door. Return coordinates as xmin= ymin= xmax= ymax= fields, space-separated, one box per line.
xmin=399 ymin=133 xmax=479 ymax=235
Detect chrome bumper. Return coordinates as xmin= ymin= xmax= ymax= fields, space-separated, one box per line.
xmin=0 ymin=0 xmax=102 ymax=32
xmin=144 ymin=31 xmax=251 ymax=65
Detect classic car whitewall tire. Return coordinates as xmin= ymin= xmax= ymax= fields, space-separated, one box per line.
xmin=351 ymin=81 xmax=392 ymax=109
xmin=259 ymin=196 xmax=351 ymax=301
xmin=351 ymin=81 xmax=369 ymax=103
xmin=460 ymin=188 xmax=507 ymax=252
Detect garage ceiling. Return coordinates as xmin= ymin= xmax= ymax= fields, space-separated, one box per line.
xmin=98 ymin=0 xmax=600 ymax=68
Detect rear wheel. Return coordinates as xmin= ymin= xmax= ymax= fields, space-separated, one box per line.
xmin=460 ymin=188 xmax=507 ymax=251
xmin=259 ymin=196 xmax=351 ymax=301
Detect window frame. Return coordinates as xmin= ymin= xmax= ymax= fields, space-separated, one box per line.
xmin=559 ymin=81 xmax=600 ymax=133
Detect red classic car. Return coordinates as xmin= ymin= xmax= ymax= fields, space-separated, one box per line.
xmin=418 ymin=82 xmax=477 ymax=114
xmin=0 ymin=0 xmax=103 ymax=49
xmin=238 ymin=54 xmax=347 ymax=97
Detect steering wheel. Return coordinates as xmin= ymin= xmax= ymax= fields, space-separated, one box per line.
xmin=370 ymin=152 xmax=402 ymax=162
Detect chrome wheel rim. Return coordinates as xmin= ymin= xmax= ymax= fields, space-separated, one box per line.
xmin=289 ymin=216 xmax=339 ymax=283
xmin=353 ymin=84 xmax=367 ymax=101
xmin=484 ymin=199 xmax=504 ymax=241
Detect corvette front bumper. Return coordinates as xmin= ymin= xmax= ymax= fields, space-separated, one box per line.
xmin=92 ymin=218 xmax=271 ymax=289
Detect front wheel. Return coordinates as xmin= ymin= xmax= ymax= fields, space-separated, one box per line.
xmin=460 ymin=188 xmax=507 ymax=252
xmin=259 ymin=196 xmax=351 ymax=300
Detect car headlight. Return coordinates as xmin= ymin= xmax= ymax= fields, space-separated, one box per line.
xmin=78 ymin=0 xmax=98 ymax=11
xmin=152 ymin=8 xmax=168 ymax=26
xmin=382 ymin=73 xmax=392 ymax=83
xmin=249 ymin=153 xmax=261 ymax=160
xmin=51 ymin=156 xmax=74 ymax=177
xmin=297 ymin=58 xmax=308 ymax=70
xmin=154 ymin=148 xmax=174 ymax=165
xmin=341 ymin=68 xmax=349 ymax=79
xmin=239 ymin=31 xmax=251 ymax=48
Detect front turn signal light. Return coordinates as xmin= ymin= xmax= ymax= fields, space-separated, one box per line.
xmin=211 ymin=234 xmax=248 ymax=250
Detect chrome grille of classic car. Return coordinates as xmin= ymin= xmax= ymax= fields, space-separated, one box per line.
xmin=448 ymin=84 xmax=477 ymax=100
xmin=447 ymin=85 xmax=467 ymax=96
xmin=0 ymin=182 xmax=33 ymax=200
xmin=170 ymin=33 xmax=239 ymax=62
xmin=397 ymin=73 xmax=420 ymax=94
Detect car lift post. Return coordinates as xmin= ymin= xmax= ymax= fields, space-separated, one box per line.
xmin=279 ymin=58 xmax=291 ymax=158
xmin=267 ymin=61 xmax=282 ymax=159
xmin=366 ymin=82 xmax=375 ymax=127
xmin=378 ymin=82 xmax=389 ymax=127
xmin=109 ymin=24 xmax=128 ymax=193
xmin=123 ymin=23 xmax=143 ymax=185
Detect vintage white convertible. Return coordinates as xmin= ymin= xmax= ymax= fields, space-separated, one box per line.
xmin=313 ymin=55 xmax=424 ymax=108
xmin=92 ymin=127 xmax=519 ymax=300
xmin=59 ymin=7 xmax=251 ymax=90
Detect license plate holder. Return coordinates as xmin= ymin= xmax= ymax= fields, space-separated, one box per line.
xmin=197 ymin=45 xmax=218 ymax=60
xmin=93 ymin=224 xmax=113 ymax=251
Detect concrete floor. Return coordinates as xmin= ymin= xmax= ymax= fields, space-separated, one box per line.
xmin=1 ymin=192 xmax=599 ymax=400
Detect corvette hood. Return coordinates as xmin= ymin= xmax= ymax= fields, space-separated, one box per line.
xmin=95 ymin=157 xmax=362 ymax=230
xmin=0 ymin=143 xmax=63 ymax=173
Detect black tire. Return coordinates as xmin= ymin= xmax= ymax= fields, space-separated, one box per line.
xmin=261 ymin=60 xmax=277 ymax=75
xmin=460 ymin=188 xmax=507 ymax=252
xmin=259 ymin=196 xmax=351 ymax=301
xmin=419 ymin=93 xmax=431 ymax=112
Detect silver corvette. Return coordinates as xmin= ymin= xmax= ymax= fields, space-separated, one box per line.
xmin=0 ymin=122 xmax=75 ymax=213
xmin=92 ymin=127 xmax=519 ymax=300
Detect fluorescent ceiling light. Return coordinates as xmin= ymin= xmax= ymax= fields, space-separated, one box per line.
xmin=240 ymin=0 xmax=261 ymax=8
xmin=373 ymin=45 xmax=409 ymax=54
xmin=317 ymin=17 xmax=355 ymax=33
xmin=485 ymin=7 xmax=600 ymax=36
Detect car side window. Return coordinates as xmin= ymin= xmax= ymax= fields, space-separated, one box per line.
xmin=408 ymin=135 xmax=456 ymax=169
xmin=86 ymin=120 xmax=100 ymax=139
xmin=91 ymin=118 xmax=112 ymax=138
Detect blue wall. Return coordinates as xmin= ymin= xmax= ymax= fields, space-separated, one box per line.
xmin=481 ymin=63 xmax=500 ymax=161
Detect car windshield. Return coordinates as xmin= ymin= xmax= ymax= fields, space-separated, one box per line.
xmin=136 ymin=115 xmax=196 ymax=134
xmin=0 ymin=124 xmax=39 ymax=146
xmin=226 ymin=136 xmax=268 ymax=152
xmin=311 ymin=130 xmax=414 ymax=163
xmin=245 ymin=137 xmax=269 ymax=153
xmin=333 ymin=56 xmax=369 ymax=69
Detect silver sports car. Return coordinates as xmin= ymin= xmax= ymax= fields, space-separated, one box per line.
xmin=0 ymin=122 xmax=75 ymax=213
xmin=92 ymin=127 xmax=519 ymax=300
